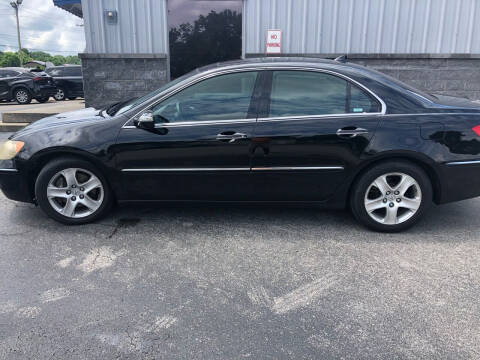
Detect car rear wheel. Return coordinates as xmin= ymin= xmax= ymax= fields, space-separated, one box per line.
xmin=14 ymin=88 xmax=32 ymax=104
xmin=54 ymin=87 xmax=66 ymax=101
xmin=350 ymin=161 xmax=432 ymax=232
xmin=35 ymin=158 xmax=113 ymax=225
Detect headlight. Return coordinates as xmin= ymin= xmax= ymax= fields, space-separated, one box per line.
xmin=0 ymin=141 xmax=24 ymax=160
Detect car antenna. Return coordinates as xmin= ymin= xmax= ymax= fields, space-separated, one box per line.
xmin=334 ymin=55 xmax=347 ymax=63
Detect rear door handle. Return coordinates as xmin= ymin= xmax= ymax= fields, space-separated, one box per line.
xmin=336 ymin=127 xmax=369 ymax=138
xmin=216 ymin=132 xmax=248 ymax=143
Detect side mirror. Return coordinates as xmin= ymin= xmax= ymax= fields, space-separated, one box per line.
xmin=134 ymin=111 xmax=154 ymax=130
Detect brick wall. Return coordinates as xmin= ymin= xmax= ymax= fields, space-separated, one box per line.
xmin=247 ymin=54 xmax=480 ymax=101
xmin=79 ymin=53 xmax=168 ymax=109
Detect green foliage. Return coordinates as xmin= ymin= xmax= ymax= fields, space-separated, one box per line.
xmin=0 ymin=52 xmax=20 ymax=67
xmin=0 ymin=50 xmax=80 ymax=68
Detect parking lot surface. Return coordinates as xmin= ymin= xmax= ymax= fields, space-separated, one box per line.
xmin=1 ymin=183 xmax=480 ymax=359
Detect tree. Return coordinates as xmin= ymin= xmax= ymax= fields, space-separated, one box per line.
xmin=0 ymin=50 xmax=81 ymax=68
xmin=0 ymin=52 xmax=20 ymax=67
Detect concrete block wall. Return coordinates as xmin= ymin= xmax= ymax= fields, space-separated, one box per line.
xmin=79 ymin=54 xmax=168 ymax=109
xmin=351 ymin=56 xmax=480 ymax=101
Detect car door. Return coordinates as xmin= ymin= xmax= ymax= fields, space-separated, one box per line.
xmin=250 ymin=69 xmax=384 ymax=201
xmin=113 ymin=70 xmax=262 ymax=201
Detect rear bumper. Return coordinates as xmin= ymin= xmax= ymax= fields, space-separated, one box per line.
xmin=0 ymin=168 xmax=33 ymax=203
xmin=438 ymin=160 xmax=480 ymax=204
xmin=33 ymin=85 xmax=57 ymax=98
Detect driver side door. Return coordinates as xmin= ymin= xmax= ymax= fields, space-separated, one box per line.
xmin=113 ymin=71 xmax=262 ymax=201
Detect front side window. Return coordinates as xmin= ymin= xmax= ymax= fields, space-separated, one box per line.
xmin=150 ymin=71 xmax=258 ymax=123
xmin=269 ymin=71 xmax=380 ymax=118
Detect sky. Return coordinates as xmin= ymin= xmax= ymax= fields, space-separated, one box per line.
xmin=0 ymin=0 xmax=85 ymax=55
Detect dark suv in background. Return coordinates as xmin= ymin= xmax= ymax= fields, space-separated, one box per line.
xmin=45 ymin=65 xmax=84 ymax=101
xmin=0 ymin=68 xmax=56 ymax=104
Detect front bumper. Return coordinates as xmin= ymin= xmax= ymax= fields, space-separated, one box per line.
xmin=0 ymin=167 xmax=33 ymax=203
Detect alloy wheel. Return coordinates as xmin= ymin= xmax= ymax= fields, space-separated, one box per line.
xmin=364 ymin=172 xmax=422 ymax=225
xmin=47 ymin=168 xmax=104 ymax=218
xmin=54 ymin=88 xmax=65 ymax=101
xmin=16 ymin=90 xmax=29 ymax=103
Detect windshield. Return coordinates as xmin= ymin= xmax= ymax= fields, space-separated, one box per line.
xmin=115 ymin=71 xmax=198 ymax=116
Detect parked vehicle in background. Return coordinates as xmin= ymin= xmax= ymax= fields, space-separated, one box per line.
xmin=3 ymin=58 xmax=480 ymax=232
xmin=45 ymin=65 xmax=84 ymax=101
xmin=0 ymin=67 xmax=56 ymax=104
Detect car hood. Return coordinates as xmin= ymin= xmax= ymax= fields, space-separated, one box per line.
xmin=11 ymin=107 xmax=111 ymax=138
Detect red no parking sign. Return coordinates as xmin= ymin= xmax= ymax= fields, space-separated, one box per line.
xmin=266 ymin=29 xmax=282 ymax=54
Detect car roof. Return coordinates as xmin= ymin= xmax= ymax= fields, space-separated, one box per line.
xmin=1 ymin=67 xmax=29 ymax=72
xmin=193 ymin=57 xmax=389 ymax=85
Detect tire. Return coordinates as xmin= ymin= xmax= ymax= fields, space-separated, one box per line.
xmin=35 ymin=157 xmax=113 ymax=225
xmin=13 ymin=88 xmax=32 ymax=105
xmin=350 ymin=161 xmax=433 ymax=233
xmin=54 ymin=87 xmax=66 ymax=101
xmin=35 ymin=96 xmax=50 ymax=103
xmin=68 ymin=97 xmax=77 ymax=100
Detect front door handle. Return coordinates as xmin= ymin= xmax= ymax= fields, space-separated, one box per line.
xmin=216 ymin=132 xmax=248 ymax=143
xmin=336 ymin=127 xmax=369 ymax=138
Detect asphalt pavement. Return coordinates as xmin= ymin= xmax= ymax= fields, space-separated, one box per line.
xmin=1 ymin=131 xmax=480 ymax=359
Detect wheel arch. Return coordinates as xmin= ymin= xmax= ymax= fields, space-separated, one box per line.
xmin=348 ymin=152 xmax=442 ymax=205
xmin=9 ymin=84 xmax=31 ymax=98
xmin=27 ymin=148 xmax=115 ymax=201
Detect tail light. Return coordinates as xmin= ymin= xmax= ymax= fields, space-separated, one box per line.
xmin=33 ymin=76 xmax=43 ymax=82
xmin=472 ymin=125 xmax=480 ymax=136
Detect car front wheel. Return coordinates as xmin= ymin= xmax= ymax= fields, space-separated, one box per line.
xmin=35 ymin=158 xmax=113 ymax=225
xmin=350 ymin=161 xmax=432 ymax=232
xmin=54 ymin=87 xmax=66 ymax=101
xmin=14 ymin=88 xmax=32 ymax=104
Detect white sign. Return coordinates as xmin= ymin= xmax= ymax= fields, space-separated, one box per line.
xmin=266 ymin=29 xmax=282 ymax=54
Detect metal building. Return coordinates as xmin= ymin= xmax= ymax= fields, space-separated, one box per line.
xmin=54 ymin=0 xmax=480 ymax=107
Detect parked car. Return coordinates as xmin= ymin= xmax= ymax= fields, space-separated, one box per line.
xmin=45 ymin=65 xmax=84 ymax=101
xmin=0 ymin=67 xmax=56 ymax=104
xmin=2 ymin=57 xmax=480 ymax=232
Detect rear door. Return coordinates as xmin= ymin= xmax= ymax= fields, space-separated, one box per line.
xmin=250 ymin=69 xmax=384 ymax=201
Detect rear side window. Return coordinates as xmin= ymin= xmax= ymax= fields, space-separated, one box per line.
xmin=0 ymin=70 xmax=19 ymax=78
xmin=268 ymin=71 xmax=380 ymax=118
xmin=46 ymin=68 xmax=63 ymax=76
xmin=64 ymin=67 xmax=82 ymax=76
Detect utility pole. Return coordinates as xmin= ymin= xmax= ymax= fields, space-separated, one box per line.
xmin=10 ymin=0 xmax=23 ymax=66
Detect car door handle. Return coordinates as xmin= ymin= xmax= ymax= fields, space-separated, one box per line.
xmin=336 ymin=127 xmax=369 ymax=138
xmin=216 ymin=132 xmax=248 ymax=143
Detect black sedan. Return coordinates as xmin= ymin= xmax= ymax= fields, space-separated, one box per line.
xmin=1 ymin=58 xmax=480 ymax=232
xmin=0 ymin=67 xmax=56 ymax=104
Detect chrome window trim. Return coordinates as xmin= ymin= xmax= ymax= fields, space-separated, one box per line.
xmin=122 ymin=66 xmax=387 ymax=129
xmin=445 ymin=160 xmax=480 ymax=166
xmin=121 ymin=166 xmax=344 ymax=172
xmin=0 ymin=168 xmax=18 ymax=172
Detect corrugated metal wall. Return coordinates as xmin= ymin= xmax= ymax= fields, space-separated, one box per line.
xmin=244 ymin=0 xmax=480 ymax=55
xmin=81 ymin=0 xmax=169 ymax=54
